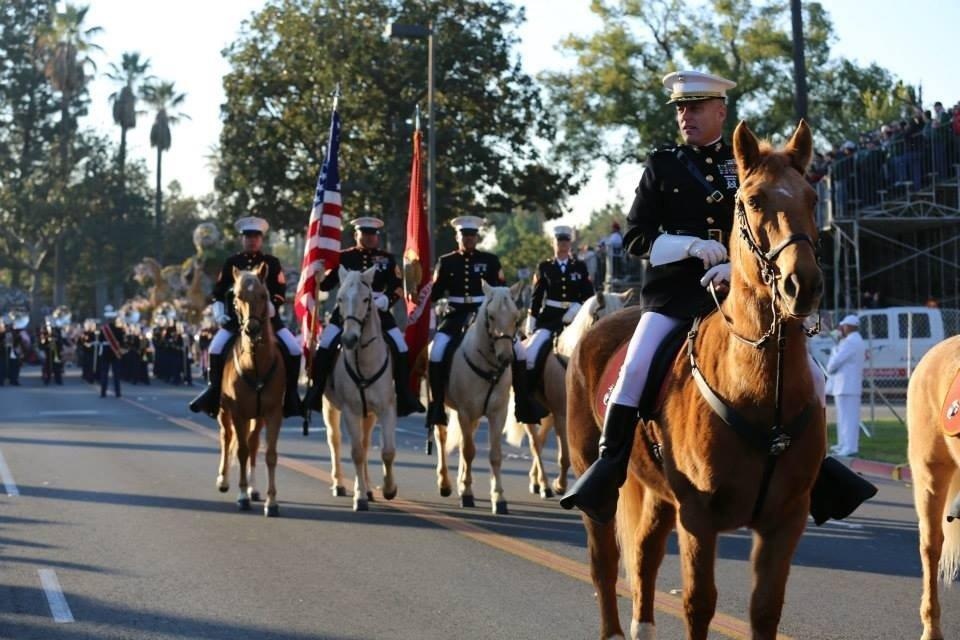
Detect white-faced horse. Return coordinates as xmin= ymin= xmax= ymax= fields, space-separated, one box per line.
xmin=506 ymin=290 xmax=631 ymax=498
xmin=436 ymin=280 xmax=522 ymax=514
xmin=321 ymin=266 xmax=398 ymax=511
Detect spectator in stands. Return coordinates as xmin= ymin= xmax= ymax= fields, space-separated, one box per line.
xmin=826 ymin=314 xmax=867 ymax=458
xmin=952 ymin=102 xmax=960 ymax=136
xmin=904 ymin=107 xmax=926 ymax=188
xmin=579 ymin=243 xmax=599 ymax=287
xmin=806 ymin=151 xmax=829 ymax=184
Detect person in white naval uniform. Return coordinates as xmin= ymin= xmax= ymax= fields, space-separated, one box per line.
xmin=826 ymin=314 xmax=867 ymax=456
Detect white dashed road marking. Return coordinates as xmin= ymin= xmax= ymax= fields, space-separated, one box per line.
xmin=38 ymin=569 xmax=74 ymax=623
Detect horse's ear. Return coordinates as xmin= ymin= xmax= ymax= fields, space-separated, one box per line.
xmin=361 ymin=265 xmax=377 ymax=284
xmin=508 ymin=281 xmax=522 ymax=299
xmin=618 ymin=289 xmax=633 ymax=304
xmin=733 ymin=120 xmax=761 ymax=177
xmin=784 ymin=119 xmax=813 ymax=175
xmin=338 ymin=265 xmax=348 ymax=283
xmin=256 ymin=262 xmax=268 ymax=283
xmin=481 ymin=279 xmax=492 ymax=297
xmin=232 ymin=266 xmax=241 ymax=282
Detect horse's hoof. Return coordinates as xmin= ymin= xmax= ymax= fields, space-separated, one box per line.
xmin=354 ymin=498 xmax=369 ymax=512
xmin=332 ymin=485 xmax=347 ymax=497
xmin=494 ymin=500 xmax=509 ymax=515
xmin=366 ymin=490 xmax=374 ymax=502
xmin=249 ymin=490 xmax=261 ymax=502
xmin=440 ymin=486 xmax=452 ymax=498
xmin=217 ymin=484 xmax=228 ymax=494
xmin=541 ymin=487 xmax=554 ymax=499
xmin=264 ymin=503 xmax=279 ymax=517
xmin=382 ymin=487 xmax=398 ymax=501
xmin=460 ymin=494 xmax=475 ymax=508
xmin=237 ymin=497 xmax=252 ymax=511
xmin=529 ymin=483 xmax=540 ymax=495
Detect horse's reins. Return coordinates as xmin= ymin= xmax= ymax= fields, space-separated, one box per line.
xmin=687 ymin=190 xmax=820 ymax=520
xmin=341 ymin=282 xmax=389 ymax=418
xmin=461 ymin=305 xmax=514 ymax=416
xmin=233 ymin=295 xmax=279 ymax=418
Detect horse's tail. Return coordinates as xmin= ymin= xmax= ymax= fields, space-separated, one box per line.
xmin=504 ymin=392 xmax=525 ymax=447
xmin=444 ymin=411 xmax=463 ymax=455
xmin=615 ymin=472 xmax=644 ymax=590
xmin=940 ymin=467 xmax=960 ymax=583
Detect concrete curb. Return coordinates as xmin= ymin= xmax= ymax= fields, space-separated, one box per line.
xmin=840 ymin=456 xmax=912 ymax=483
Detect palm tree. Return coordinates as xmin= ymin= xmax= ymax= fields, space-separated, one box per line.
xmin=107 ymin=52 xmax=152 ymax=176
xmin=142 ymin=81 xmax=189 ymax=233
xmin=38 ymin=3 xmax=102 ymax=307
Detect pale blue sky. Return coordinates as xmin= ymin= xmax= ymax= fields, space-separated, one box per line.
xmin=80 ymin=1 xmax=959 ymax=230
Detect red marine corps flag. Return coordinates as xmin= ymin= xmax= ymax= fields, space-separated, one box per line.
xmin=403 ymin=108 xmax=431 ymax=396
xmin=295 ymin=87 xmax=343 ymax=353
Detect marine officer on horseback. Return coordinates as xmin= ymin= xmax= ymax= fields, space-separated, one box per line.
xmin=302 ymin=216 xmax=425 ymax=417
xmin=561 ymin=70 xmax=875 ymax=524
xmin=426 ymin=216 xmax=545 ymax=428
xmin=189 ymin=216 xmax=304 ymax=419
xmin=524 ymin=224 xmax=595 ymax=385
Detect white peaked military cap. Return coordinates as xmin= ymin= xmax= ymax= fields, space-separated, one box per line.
xmin=663 ymin=70 xmax=737 ymax=104
xmin=553 ymin=225 xmax=574 ymax=240
xmin=103 ymin=304 xmax=118 ymax=318
xmin=235 ymin=216 xmax=270 ymax=235
xmin=839 ymin=314 xmax=860 ymax=327
xmin=451 ymin=216 xmax=486 ymax=233
xmin=351 ymin=216 xmax=384 ymax=232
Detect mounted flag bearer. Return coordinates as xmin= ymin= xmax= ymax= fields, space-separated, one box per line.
xmin=303 ymin=216 xmax=426 ymax=417
xmin=426 ymin=216 xmax=546 ymax=429
xmin=189 ymin=216 xmax=304 ymax=419
xmin=560 ymin=69 xmax=875 ymax=525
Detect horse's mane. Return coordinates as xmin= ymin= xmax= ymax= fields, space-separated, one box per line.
xmin=557 ymin=297 xmax=599 ymax=355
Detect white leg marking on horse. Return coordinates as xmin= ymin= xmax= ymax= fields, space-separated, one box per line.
xmin=631 ymin=620 xmax=655 ymax=640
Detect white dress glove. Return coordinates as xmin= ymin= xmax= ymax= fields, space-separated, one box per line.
xmin=212 ymin=301 xmax=230 ymax=327
xmin=523 ymin=314 xmax=536 ymax=337
xmin=562 ymin=302 xmax=582 ymax=324
xmin=699 ymin=262 xmax=731 ymax=288
xmin=688 ymin=239 xmax=728 ymax=268
xmin=373 ymin=293 xmax=389 ymax=311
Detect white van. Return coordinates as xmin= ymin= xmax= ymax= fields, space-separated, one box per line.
xmin=808 ymin=307 xmax=959 ymax=385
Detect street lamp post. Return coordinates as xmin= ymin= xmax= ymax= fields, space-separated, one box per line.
xmin=389 ymin=21 xmax=435 ymax=263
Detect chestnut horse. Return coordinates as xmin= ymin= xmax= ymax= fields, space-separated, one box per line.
xmin=505 ymin=290 xmax=630 ymax=498
xmin=215 ymin=264 xmax=285 ymax=517
xmin=907 ymin=335 xmax=960 ymax=640
xmin=567 ymin=121 xmax=824 ymax=639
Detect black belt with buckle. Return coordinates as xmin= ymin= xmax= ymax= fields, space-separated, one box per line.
xmin=668 ymin=228 xmax=725 ymax=243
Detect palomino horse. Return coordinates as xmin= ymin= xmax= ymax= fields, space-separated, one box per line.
xmin=567 ymin=121 xmax=824 ymax=639
xmin=320 ymin=266 xmax=398 ymax=512
xmin=436 ymin=280 xmax=523 ymax=514
xmin=216 ymin=263 xmax=285 ymax=517
xmin=907 ymin=335 xmax=960 ymax=640
xmin=505 ymin=290 xmax=630 ymax=498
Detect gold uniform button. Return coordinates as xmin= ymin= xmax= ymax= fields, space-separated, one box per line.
xmin=673 ymin=187 xmax=679 ymax=193
xmin=706 ymin=157 xmax=714 ymax=164
xmin=706 ymin=217 xmax=715 ymax=224
xmin=705 ymin=174 xmax=714 ymax=182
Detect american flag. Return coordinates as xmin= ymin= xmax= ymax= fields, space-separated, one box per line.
xmin=294 ymin=104 xmax=342 ymax=350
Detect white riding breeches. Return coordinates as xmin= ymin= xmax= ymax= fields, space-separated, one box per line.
xmin=209 ymin=326 xmax=301 ymax=356
xmin=317 ymin=323 xmax=341 ymax=349
xmin=429 ymin=332 xmax=525 ymax=363
xmin=609 ymin=311 xmax=684 ymax=408
xmin=526 ymin=328 xmax=553 ymax=370
xmin=388 ymin=327 xmax=408 ymax=352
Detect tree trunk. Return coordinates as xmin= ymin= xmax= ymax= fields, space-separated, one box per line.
xmin=155 ymin=146 xmax=163 ymax=259
xmin=54 ymin=93 xmax=70 ymax=308
xmin=54 ymin=235 xmax=65 ymax=307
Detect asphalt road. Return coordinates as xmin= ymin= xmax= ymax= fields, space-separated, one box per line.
xmin=0 ymin=367 xmax=956 ymax=640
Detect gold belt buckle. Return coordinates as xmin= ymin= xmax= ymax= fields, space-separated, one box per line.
xmin=708 ymin=229 xmax=723 ymax=243
xmin=464 ymin=296 xmax=473 ymax=304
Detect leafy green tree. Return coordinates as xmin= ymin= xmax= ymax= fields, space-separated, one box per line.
xmin=216 ymin=0 xmax=572 ymax=259
xmin=542 ymin=0 xmax=912 ymax=175
xmin=487 ymin=211 xmax=552 ymax=282
xmin=142 ymin=80 xmax=189 ymax=237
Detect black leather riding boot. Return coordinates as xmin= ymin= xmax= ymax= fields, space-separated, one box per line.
xmin=512 ymin=359 xmax=549 ymax=424
xmin=388 ymin=343 xmax=425 ymax=417
xmin=303 ymin=345 xmax=336 ymax=412
xmin=426 ymin=360 xmax=448 ymax=426
xmin=560 ymin=402 xmax=640 ymax=523
xmin=809 ymin=456 xmax=878 ymax=525
xmin=282 ymin=353 xmax=305 ymax=418
xmin=188 ymin=353 xmax=223 ymax=418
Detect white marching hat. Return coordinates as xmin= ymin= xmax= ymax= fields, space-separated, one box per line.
xmin=553 ymin=225 xmax=574 ymax=240
xmin=663 ymin=70 xmax=736 ymax=104
xmin=839 ymin=314 xmax=860 ymax=327
xmin=351 ymin=216 xmax=384 ymax=232
xmin=451 ymin=216 xmax=486 ymax=233
xmin=235 ymin=216 xmax=270 ymax=235
xmin=103 ymin=304 xmax=118 ymax=319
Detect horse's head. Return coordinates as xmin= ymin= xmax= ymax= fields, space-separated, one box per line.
xmin=231 ymin=263 xmax=270 ymax=341
xmin=733 ymin=120 xmax=823 ymax=318
xmin=480 ymin=280 xmax=522 ymax=366
xmin=337 ymin=265 xmax=376 ymax=350
xmin=583 ymin=289 xmax=631 ymax=322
